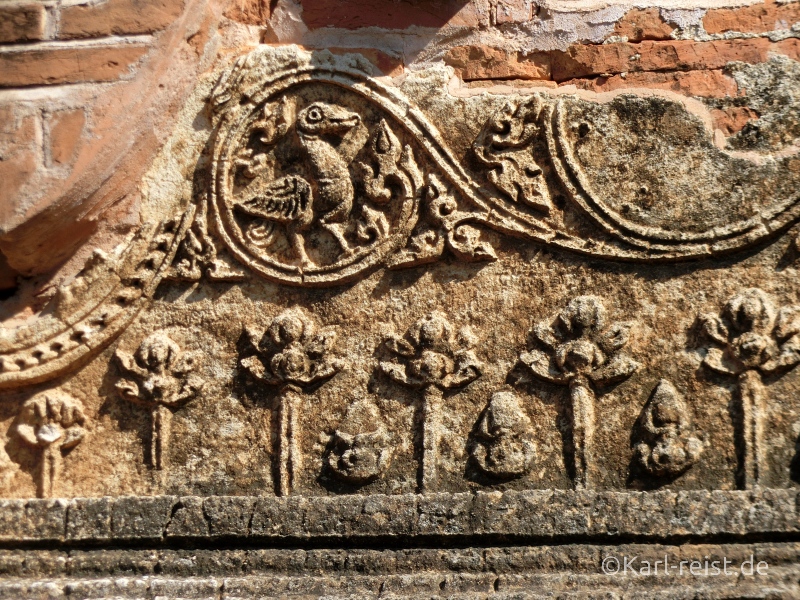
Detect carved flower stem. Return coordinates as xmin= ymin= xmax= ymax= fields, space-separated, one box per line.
xmin=737 ymin=369 xmax=766 ymax=489
xmin=276 ymin=384 xmax=303 ymax=496
xmin=418 ymin=385 xmax=443 ymax=493
xmin=38 ymin=445 xmax=61 ymax=499
xmin=150 ymin=405 xmax=172 ymax=471
xmin=568 ymin=375 xmax=596 ymax=490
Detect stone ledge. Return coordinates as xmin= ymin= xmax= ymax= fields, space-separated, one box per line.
xmin=0 ymin=489 xmax=798 ymax=545
xmin=0 ymin=569 xmax=797 ymax=599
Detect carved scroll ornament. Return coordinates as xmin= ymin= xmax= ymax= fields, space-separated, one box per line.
xmin=186 ymin=46 xmax=800 ymax=288
xmin=2 ymin=46 xmax=800 ymax=395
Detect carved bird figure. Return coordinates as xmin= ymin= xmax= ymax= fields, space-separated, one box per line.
xmin=234 ymin=102 xmax=361 ymax=266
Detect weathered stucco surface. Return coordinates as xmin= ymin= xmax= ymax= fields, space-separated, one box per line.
xmin=1 ymin=0 xmax=800 ymax=597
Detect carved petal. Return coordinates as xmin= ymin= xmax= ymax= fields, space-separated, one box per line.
xmin=774 ymin=305 xmax=800 ymax=342
xmin=598 ymin=321 xmax=632 ymax=354
xmin=60 ymin=425 xmax=86 ymax=450
xmin=306 ymin=329 xmax=336 ymax=358
xmin=379 ymin=361 xmax=420 ymax=388
xmin=443 ymin=350 xmax=482 ymax=389
xmin=531 ymin=322 xmax=559 ymax=350
xmin=115 ymin=378 xmax=142 ymax=402
xmin=702 ymin=347 xmax=739 ymax=376
xmin=700 ymin=314 xmax=729 ymax=346
xmin=115 ymin=350 xmax=148 ymax=379
xmin=172 ymin=352 xmax=197 ymax=376
xmin=168 ymin=373 xmax=204 ymax=407
xmin=589 ymin=354 xmax=639 ymax=386
xmin=301 ymin=359 xmax=342 ymax=385
xmin=760 ymin=334 xmax=800 ymax=375
xmin=519 ymin=349 xmax=568 ymax=385
xmin=446 ymin=224 xmax=497 ymax=263
xmin=15 ymin=423 xmax=38 ymax=447
xmin=241 ymin=355 xmax=282 ymax=385
xmin=385 ymin=335 xmax=416 ymax=358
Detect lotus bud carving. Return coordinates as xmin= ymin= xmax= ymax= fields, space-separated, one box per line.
xmin=115 ymin=332 xmax=203 ymax=471
xmin=15 ymin=391 xmax=87 ymax=498
xmin=326 ymin=399 xmax=392 ymax=485
xmin=470 ymin=391 xmax=536 ymax=481
xmin=519 ymin=296 xmax=639 ymax=489
xmin=699 ymin=288 xmax=800 ymax=488
xmin=633 ymin=380 xmax=703 ymax=479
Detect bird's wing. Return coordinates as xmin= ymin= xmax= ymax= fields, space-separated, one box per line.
xmin=234 ymin=175 xmax=312 ymax=223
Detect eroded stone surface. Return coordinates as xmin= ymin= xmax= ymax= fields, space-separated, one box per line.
xmin=1 ymin=20 xmax=800 ymax=597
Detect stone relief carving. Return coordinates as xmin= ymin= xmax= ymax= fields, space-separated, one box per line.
xmin=167 ymin=200 xmax=247 ymax=282
xmin=210 ymin=74 xmax=426 ymax=286
xmin=325 ymin=398 xmax=392 ymax=485
xmin=633 ymin=380 xmax=703 ymax=480
xmin=188 ymin=47 xmax=800 ymax=289
xmin=469 ymin=391 xmax=536 ymax=481
xmin=0 ymin=211 xmax=192 ymax=390
xmin=519 ymin=296 xmax=639 ymax=489
xmin=240 ymin=308 xmax=342 ymax=495
xmin=387 ymin=174 xmax=498 ymax=269
xmin=14 ymin=391 xmax=87 ymax=498
xmin=115 ymin=332 xmax=204 ymax=471
xmin=380 ymin=312 xmax=482 ymax=492
xmin=699 ymin=288 xmax=800 ymax=489
xmin=472 ymin=96 xmax=552 ymax=215
xmin=3 ymin=46 xmax=800 ymax=401
xmin=0 ymin=47 xmax=798 ymax=504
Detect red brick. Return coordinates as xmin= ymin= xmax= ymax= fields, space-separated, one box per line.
xmin=775 ymin=37 xmax=800 ymax=60
xmin=445 ymin=44 xmax=550 ymax=80
xmin=710 ymin=106 xmax=760 ymax=135
xmin=299 ymin=0 xmax=487 ymax=30
xmin=0 ymin=109 xmax=38 ymax=207
xmin=613 ymin=8 xmax=675 ymax=42
xmin=561 ymin=69 xmax=739 ymax=98
xmin=224 ymin=0 xmax=271 ymax=24
xmin=704 ymin=0 xmax=800 ymax=34
xmin=59 ymin=0 xmax=184 ymax=39
xmin=550 ymin=38 xmax=773 ymax=81
xmin=0 ymin=45 xmax=148 ymax=87
xmin=0 ymin=4 xmax=46 ymax=43
xmin=48 ymin=109 xmax=85 ymax=165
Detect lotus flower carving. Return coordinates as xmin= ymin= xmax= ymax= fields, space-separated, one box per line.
xmin=519 ymin=296 xmax=639 ymax=489
xmin=115 ymin=332 xmax=203 ymax=471
xmin=699 ymin=288 xmax=800 ymax=488
xmin=381 ymin=312 xmax=482 ymax=492
xmin=241 ymin=308 xmax=341 ymax=495
xmin=15 ymin=391 xmax=87 ymax=498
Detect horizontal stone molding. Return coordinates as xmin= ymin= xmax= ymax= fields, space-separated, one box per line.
xmin=1 ymin=489 xmax=798 ymax=546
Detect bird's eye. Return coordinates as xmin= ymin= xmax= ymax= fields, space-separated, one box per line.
xmin=307 ymin=107 xmax=323 ymax=122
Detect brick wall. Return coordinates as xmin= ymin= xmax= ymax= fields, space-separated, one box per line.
xmin=0 ymin=0 xmax=799 ymax=288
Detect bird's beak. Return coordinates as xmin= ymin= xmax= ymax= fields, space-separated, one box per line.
xmin=327 ymin=107 xmax=361 ymax=132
